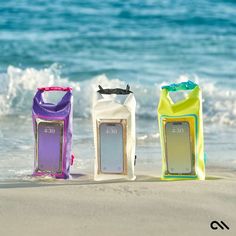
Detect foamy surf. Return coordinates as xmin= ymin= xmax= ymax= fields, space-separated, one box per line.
xmin=0 ymin=65 xmax=235 ymax=126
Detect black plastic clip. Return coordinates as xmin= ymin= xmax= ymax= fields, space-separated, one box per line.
xmin=134 ymin=155 xmax=137 ymax=166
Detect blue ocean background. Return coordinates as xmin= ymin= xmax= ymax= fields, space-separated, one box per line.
xmin=0 ymin=0 xmax=235 ymax=179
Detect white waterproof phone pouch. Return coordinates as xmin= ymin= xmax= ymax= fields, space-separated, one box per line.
xmin=93 ymin=85 xmax=136 ymax=181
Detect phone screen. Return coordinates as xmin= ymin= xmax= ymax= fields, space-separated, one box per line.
xmin=37 ymin=121 xmax=63 ymax=173
xmin=165 ymin=121 xmax=192 ymax=174
xmin=99 ymin=123 xmax=124 ymax=173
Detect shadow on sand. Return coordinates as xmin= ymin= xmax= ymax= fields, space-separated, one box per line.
xmin=0 ymin=174 xmax=223 ymax=189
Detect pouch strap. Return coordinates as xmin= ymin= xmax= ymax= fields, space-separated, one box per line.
xmin=97 ymin=84 xmax=132 ymax=95
xmin=204 ymin=152 xmax=207 ymax=165
xmin=38 ymin=86 xmax=72 ymax=92
xmin=70 ymin=154 xmax=75 ymax=166
xmin=161 ymin=81 xmax=197 ymax=92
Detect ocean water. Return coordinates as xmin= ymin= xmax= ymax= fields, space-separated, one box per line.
xmin=0 ymin=0 xmax=236 ymax=180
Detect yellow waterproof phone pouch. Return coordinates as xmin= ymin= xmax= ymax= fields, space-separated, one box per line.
xmin=157 ymin=81 xmax=205 ymax=180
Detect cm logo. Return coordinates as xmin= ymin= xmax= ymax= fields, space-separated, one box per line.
xmin=210 ymin=221 xmax=229 ymax=230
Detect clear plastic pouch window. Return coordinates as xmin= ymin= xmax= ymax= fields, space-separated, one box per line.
xmin=161 ymin=116 xmax=196 ymax=176
xmin=96 ymin=119 xmax=127 ymax=175
xmin=35 ymin=118 xmax=64 ymax=174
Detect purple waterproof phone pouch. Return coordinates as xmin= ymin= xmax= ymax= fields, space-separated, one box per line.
xmin=32 ymin=87 xmax=73 ymax=179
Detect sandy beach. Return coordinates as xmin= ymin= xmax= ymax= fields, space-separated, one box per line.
xmin=1 ymin=1 xmax=236 ymax=236
xmin=0 ymin=167 xmax=235 ymax=236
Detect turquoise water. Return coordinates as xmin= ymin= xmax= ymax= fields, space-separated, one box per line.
xmin=0 ymin=0 xmax=236 ymax=179
xmin=1 ymin=0 xmax=236 ymax=84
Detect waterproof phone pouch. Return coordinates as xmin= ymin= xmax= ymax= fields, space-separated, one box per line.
xmin=32 ymin=87 xmax=74 ymax=179
xmin=93 ymin=85 xmax=136 ymax=181
xmin=158 ymin=81 xmax=205 ymax=180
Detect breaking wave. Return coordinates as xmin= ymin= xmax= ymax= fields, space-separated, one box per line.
xmin=0 ymin=65 xmax=235 ymax=126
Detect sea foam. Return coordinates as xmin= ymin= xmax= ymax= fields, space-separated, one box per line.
xmin=0 ymin=65 xmax=235 ymax=126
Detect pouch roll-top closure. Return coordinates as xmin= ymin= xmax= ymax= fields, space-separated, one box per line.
xmin=97 ymin=84 xmax=132 ymax=95
xmin=34 ymin=86 xmax=72 ymax=114
xmin=96 ymin=85 xmax=133 ymax=105
xmin=38 ymin=86 xmax=72 ymax=92
xmin=160 ymin=81 xmax=200 ymax=113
